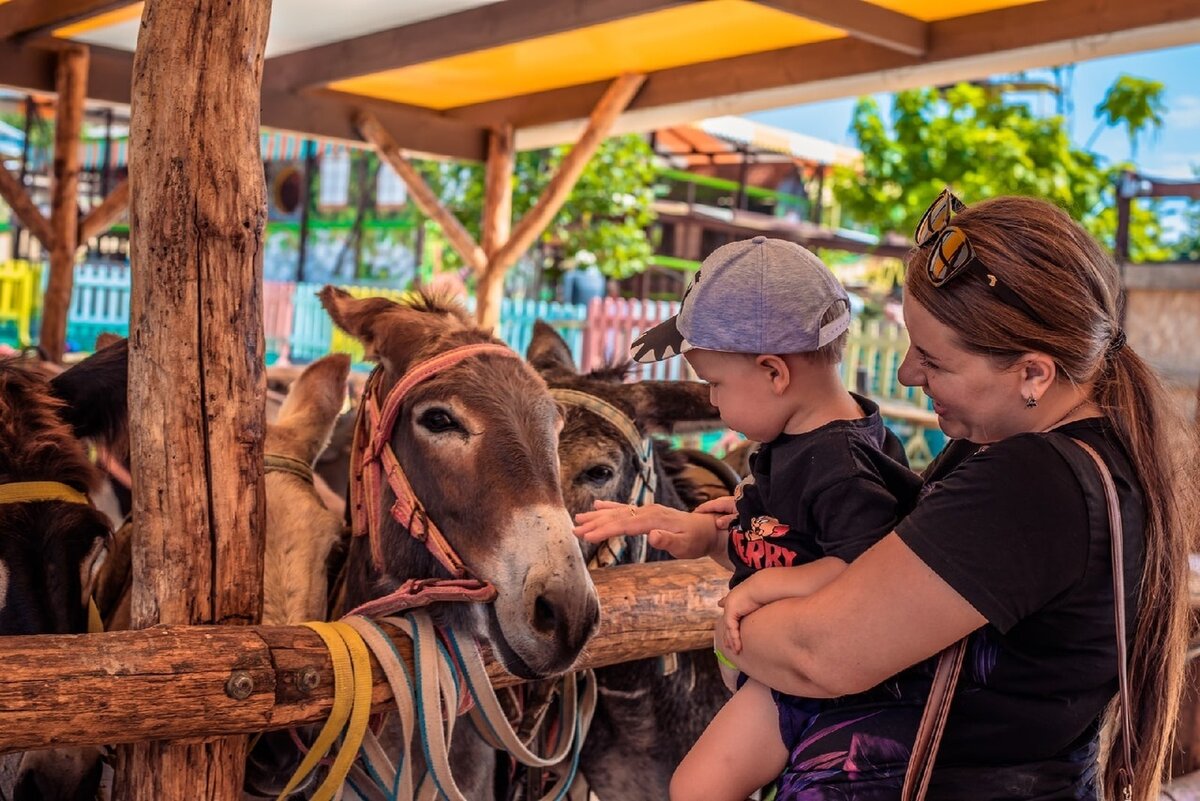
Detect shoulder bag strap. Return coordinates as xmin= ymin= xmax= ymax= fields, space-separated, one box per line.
xmin=901 ymin=638 xmax=967 ymax=801
xmin=1069 ymin=436 xmax=1135 ymax=800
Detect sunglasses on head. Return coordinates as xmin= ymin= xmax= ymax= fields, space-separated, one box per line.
xmin=914 ymin=188 xmax=1046 ymax=325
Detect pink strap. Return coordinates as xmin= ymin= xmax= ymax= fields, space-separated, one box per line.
xmin=343 ymin=578 xmax=497 ymax=619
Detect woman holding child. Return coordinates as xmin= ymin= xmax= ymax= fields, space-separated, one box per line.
xmin=576 ymin=193 xmax=1194 ymax=801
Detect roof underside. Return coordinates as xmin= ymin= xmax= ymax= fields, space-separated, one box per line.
xmin=0 ymin=0 xmax=1197 ymax=160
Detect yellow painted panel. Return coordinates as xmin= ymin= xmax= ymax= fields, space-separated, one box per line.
xmin=871 ymin=0 xmax=1045 ymax=22
xmin=331 ymin=0 xmax=843 ymax=110
xmin=54 ymin=2 xmax=144 ymax=38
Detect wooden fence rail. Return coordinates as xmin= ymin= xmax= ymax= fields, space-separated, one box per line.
xmin=0 ymin=559 xmax=727 ymax=755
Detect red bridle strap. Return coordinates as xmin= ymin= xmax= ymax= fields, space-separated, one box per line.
xmin=349 ymin=343 xmax=518 ymax=613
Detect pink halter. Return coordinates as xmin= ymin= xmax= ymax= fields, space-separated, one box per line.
xmin=345 ymin=343 xmax=520 ymax=618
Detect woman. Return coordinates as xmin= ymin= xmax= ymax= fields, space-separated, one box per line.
xmin=716 ymin=192 xmax=1195 ymax=800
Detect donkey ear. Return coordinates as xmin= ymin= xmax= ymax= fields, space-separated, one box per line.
xmin=48 ymin=337 xmax=129 ymax=448
xmin=627 ymin=380 xmax=720 ymax=433
xmin=273 ymin=353 xmax=351 ymax=461
xmin=319 ymin=285 xmax=393 ymax=362
xmin=527 ymin=321 xmax=577 ymax=377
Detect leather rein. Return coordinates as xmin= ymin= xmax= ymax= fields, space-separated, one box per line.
xmin=344 ymin=343 xmax=520 ymax=618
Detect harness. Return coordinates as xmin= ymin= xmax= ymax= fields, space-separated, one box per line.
xmin=0 ymin=481 xmax=91 ymax=506
xmin=263 ymin=453 xmax=315 ymax=484
xmin=346 ymin=343 xmax=519 ymax=617
xmin=549 ymin=388 xmax=655 ymax=570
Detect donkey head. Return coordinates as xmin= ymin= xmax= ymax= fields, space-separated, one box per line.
xmin=527 ymin=322 xmax=722 ymax=556
xmin=321 ymin=288 xmax=598 ymax=679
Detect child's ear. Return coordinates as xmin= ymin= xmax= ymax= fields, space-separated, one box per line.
xmin=755 ymin=354 xmax=790 ymax=394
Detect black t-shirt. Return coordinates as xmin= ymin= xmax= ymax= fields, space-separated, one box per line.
xmin=895 ymin=417 xmax=1145 ymax=795
xmin=728 ymin=393 xmax=922 ymax=586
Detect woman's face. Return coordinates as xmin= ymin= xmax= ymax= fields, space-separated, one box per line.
xmin=897 ymin=296 xmax=1028 ymax=444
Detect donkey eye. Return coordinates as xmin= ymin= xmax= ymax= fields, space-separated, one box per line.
xmin=418 ymin=408 xmax=463 ymax=434
xmin=582 ymin=465 xmax=615 ymax=484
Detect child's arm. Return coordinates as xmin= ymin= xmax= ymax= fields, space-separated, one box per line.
xmin=573 ymin=499 xmax=732 ymax=566
xmin=720 ymin=558 xmax=847 ymax=653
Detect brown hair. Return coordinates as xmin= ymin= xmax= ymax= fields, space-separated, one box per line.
xmin=905 ymin=195 xmax=1196 ymax=800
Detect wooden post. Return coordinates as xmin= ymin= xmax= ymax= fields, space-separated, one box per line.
xmin=118 ymin=0 xmax=271 ymax=798
xmin=477 ymin=124 xmax=514 ymax=332
xmin=41 ymin=44 xmax=88 ymax=363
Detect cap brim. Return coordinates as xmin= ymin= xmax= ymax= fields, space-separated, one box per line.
xmin=630 ymin=315 xmax=693 ymax=363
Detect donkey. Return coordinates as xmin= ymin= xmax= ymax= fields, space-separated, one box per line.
xmin=0 ymin=341 xmax=128 ymax=801
xmin=525 ymin=321 xmax=732 ymax=801
xmin=244 ymin=288 xmax=601 ymax=799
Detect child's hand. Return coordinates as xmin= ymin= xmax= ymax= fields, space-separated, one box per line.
xmin=573 ymin=500 xmax=693 ymax=544
xmin=712 ymin=619 xmax=740 ymax=692
xmin=717 ymin=582 xmax=764 ymax=655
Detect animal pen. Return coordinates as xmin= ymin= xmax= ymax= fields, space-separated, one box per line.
xmin=0 ymin=0 xmax=1198 ymax=798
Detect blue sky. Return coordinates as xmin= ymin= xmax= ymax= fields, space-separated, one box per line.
xmin=747 ymin=42 xmax=1200 ymax=181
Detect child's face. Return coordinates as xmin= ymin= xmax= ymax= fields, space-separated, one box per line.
xmin=684 ymin=349 xmax=785 ymax=442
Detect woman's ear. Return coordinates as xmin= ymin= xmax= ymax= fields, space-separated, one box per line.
xmin=1019 ymin=352 xmax=1058 ymax=401
xmin=755 ymin=354 xmax=790 ymax=395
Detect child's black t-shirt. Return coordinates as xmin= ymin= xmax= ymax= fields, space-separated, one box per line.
xmin=727 ymin=393 xmax=922 ymax=587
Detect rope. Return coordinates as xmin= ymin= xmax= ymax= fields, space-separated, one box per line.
xmin=277 ymin=612 xmax=596 ymax=801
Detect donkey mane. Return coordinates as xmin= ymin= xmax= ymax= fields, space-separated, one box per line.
xmin=403 ymin=290 xmax=475 ymax=324
xmin=0 ymin=359 xmax=100 ymax=491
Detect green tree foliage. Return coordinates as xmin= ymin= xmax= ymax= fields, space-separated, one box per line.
xmin=416 ymin=134 xmax=660 ymax=279
xmin=1092 ymin=74 xmax=1167 ymax=160
xmin=832 ymin=82 xmax=1169 ymax=263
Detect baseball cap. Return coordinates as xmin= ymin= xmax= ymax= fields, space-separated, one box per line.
xmin=631 ymin=236 xmax=851 ymax=363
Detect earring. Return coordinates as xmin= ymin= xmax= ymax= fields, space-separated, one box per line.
xmin=1024 ymin=396 xmax=1038 ymax=409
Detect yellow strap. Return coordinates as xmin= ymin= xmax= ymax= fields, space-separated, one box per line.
xmin=87 ymin=597 xmax=104 ymax=634
xmin=307 ymin=621 xmax=374 ymax=801
xmin=0 ymin=481 xmax=90 ymax=506
xmin=276 ymin=622 xmax=356 ymax=800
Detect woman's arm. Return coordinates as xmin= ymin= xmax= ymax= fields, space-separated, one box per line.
xmin=720 ymin=558 xmax=847 ymax=653
xmin=723 ymin=533 xmax=986 ymax=698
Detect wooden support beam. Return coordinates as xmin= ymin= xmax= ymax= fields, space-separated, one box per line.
xmin=0 ymin=0 xmax=136 ymax=42
xmin=489 ymin=73 xmax=644 ymax=277
xmin=263 ymin=0 xmax=685 ymax=92
xmin=120 ymin=0 xmax=270 ymax=798
xmin=476 ymin=124 xmax=515 ymax=330
xmin=41 ymin=44 xmax=87 ymax=364
xmin=752 ymin=0 xmax=928 ymax=56
xmin=356 ymin=110 xmax=488 ymax=273
xmin=0 ymin=161 xmax=54 ymax=250
xmin=0 ymin=560 xmax=727 ymax=754
xmin=77 ymin=176 xmax=129 ymax=242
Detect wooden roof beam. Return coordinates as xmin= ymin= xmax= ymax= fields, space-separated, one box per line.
xmin=0 ymin=162 xmax=55 ymax=250
xmin=448 ymin=0 xmax=1200 ymax=135
xmin=0 ymin=0 xmax=137 ymax=42
xmin=263 ymin=0 xmax=686 ymax=92
xmin=752 ymin=0 xmax=928 ymax=56
xmin=79 ymin=177 xmax=130 ymax=242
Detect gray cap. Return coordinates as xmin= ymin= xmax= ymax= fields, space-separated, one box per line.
xmin=631 ymin=236 xmax=851 ymax=363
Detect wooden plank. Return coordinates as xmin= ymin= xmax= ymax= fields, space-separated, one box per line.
xmin=119 ymin=0 xmax=270 ymax=797
xmin=0 ymin=0 xmax=136 ymax=41
xmin=0 ymin=162 xmax=54 ymax=250
xmin=356 ymin=110 xmax=488 ymax=273
xmin=752 ymin=0 xmax=928 ymax=56
xmin=447 ymin=0 xmax=1200 ymax=129
xmin=490 ymin=74 xmax=645 ymax=277
xmin=78 ymin=176 xmax=129 ymax=242
xmin=477 ymin=124 xmax=515 ymax=330
xmin=40 ymin=44 xmax=87 ymax=364
xmin=0 ymin=560 xmax=728 ymax=754
xmin=263 ymin=0 xmax=686 ymax=92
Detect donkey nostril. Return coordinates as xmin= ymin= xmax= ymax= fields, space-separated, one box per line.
xmin=533 ymin=595 xmax=559 ymax=635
